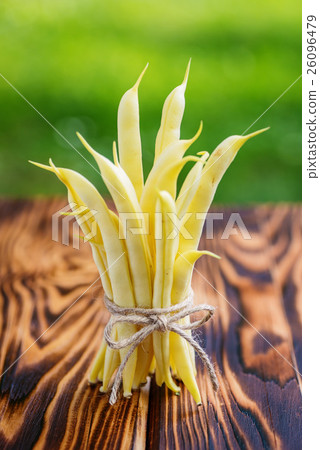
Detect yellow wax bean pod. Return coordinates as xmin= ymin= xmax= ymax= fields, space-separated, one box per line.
xmin=58 ymin=182 xmax=112 ymax=297
xmin=159 ymin=191 xmax=179 ymax=307
xmin=132 ymin=339 xmax=154 ymax=388
xmin=117 ymin=65 xmax=148 ymax=200
xmin=49 ymin=165 xmax=113 ymax=299
xmin=30 ymin=161 xmax=137 ymax=397
xmin=98 ymin=369 xmax=103 ymax=382
xmin=149 ymin=357 xmax=156 ymax=374
xmin=170 ymin=333 xmax=201 ymax=405
xmin=89 ymin=237 xmax=112 ymax=299
xmin=88 ymin=340 xmax=107 ymax=384
xmin=153 ymin=193 xmax=180 ymax=393
xmin=141 ymin=155 xmax=200 ymax=260
xmin=178 ymin=128 xmax=269 ymax=254
xmin=100 ymin=327 xmax=121 ymax=392
xmin=94 ymin=152 xmax=154 ymax=389
xmin=151 ymin=156 xmax=201 ymax=213
xmin=141 ymin=122 xmax=203 ymax=214
xmin=108 ymin=205 xmax=152 ymax=387
xmin=154 ymin=59 xmax=191 ymax=161
xmin=68 ymin=190 xmax=113 ymax=299
xmin=77 ymin=135 xmax=154 ymax=386
xmin=77 ymin=133 xmax=153 ymax=307
xmin=155 ymin=363 xmax=164 ymax=387
xmin=170 ymin=355 xmax=178 ymax=378
xmin=82 ymin=222 xmax=113 ymax=299
xmin=172 ymin=250 xmax=220 ymax=378
xmin=167 ymin=234 xmax=203 ymax=401
xmin=107 ymin=206 xmax=126 ymax=252
xmin=155 ymin=155 xmax=201 ymax=199
xmin=176 ymin=152 xmax=209 ymax=219
xmin=60 ymin=209 xmax=89 ymax=216
xmin=65 ymin=198 xmax=113 ymax=299
xmin=159 ymin=192 xmax=180 ymax=391
xmin=77 ymin=134 xmax=143 ymax=213
xmin=54 ymin=164 xmax=138 ymax=397
xmin=153 ymin=207 xmax=165 ymax=386
xmin=179 ymin=315 xmax=197 ymax=377
xmin=170 ymin=332 xmax=201 ymax=404
xmin=172 ymin=251 xmax=220 ymax=304
xmin=141 ymin=151 xmax=201 ymax=261
xmin=108 ymin=208 xmax=120 ymax=230
xmin=31 ymin=161 xmax=133 ymax=304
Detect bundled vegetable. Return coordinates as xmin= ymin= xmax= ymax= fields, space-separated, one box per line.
xmin=30 ymin=62 xmax=267 ymax=404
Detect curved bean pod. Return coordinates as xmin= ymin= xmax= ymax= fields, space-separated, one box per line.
xmin=30 ymin=161 xmax=137 ymax=397
xmin=154 ymin=60 xmax=191 ymax=161
xmin=178 ymin=128 xmax=269 ymax=255
xmin=153 ymin=192 xmax=180 ymax=393
xmin=176 ymin=151 xmax=209 ymax=218
xmin=117 ymin=65 xmax=148 ymax=200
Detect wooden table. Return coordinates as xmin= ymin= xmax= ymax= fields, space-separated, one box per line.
xmin=0 ymin=200 xmax=302 ymax=449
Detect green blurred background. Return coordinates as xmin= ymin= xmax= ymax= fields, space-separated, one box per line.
xmin=0 ymin=0 xmax=301 ymax=202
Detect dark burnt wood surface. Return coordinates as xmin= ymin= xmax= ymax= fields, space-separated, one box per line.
xmin=0 ymin=200 xmax=302 ymax=449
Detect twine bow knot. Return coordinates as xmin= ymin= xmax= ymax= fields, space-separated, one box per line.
xmin=153 ymin=314 xmax=168 ymax=332
xmin=104 ymin=290 xmax=219 ymax=405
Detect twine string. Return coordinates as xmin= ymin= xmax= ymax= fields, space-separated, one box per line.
xmin=103 ymin=290 xmax=219 ymax=405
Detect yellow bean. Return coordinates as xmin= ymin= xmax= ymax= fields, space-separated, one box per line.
xmin=88 ymin=340 xmax=107 ymax=384
xmin=154 ymin=60 xmax=191 ymax=161
xmin=117 ymin=65 xmax=148 ymax=200
xmin=30 ymin=160 xmax=138 ymax=396
xmin=77 ymin=134 xmax=153 ymax=307
xmin=78 ymin=135 xmax=154 ymax=386
xmin=153 ymin=193 xmax=180 ymax=393
xmin=178 ymin=128 xmax=269 ymax=255
xmin=142 ymin=122 xmax=202 ymax=210
xmin=100 ymin=327 xmax=120 ymax=392
xmin=160 ymin=191 xmax=181 ymax=392
xmin=171 ymin=250 xmax=220 ymax=387
xmin=172 ymin=250 xmax=220 ymax=304
xmin=176 ymin=152 xmax=209 ymax=218
xmin=141 ymin=124 xmax=202 ymax=254
xmin=170 ymin=332 xmax=201 ymax=404
xmin=141 ymin=155 xmax=200 ymax=259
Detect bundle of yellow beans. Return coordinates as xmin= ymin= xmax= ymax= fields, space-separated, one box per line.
xmin=31 ymin=61 xmax=267 ymax=405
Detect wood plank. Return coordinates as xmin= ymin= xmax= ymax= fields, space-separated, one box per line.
xmin=199 ymin=206 xmax=302 ymax=449
xmin=256 ymin=205 xmax=302 ymax=375
xmin=0 ymin=200 xmax=302 ymax=449
xmin=0 ymin=199 xmax=149 ymax=450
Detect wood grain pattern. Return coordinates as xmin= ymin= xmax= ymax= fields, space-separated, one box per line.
xmin=0 ymin=199 xmax=301 ymax=449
